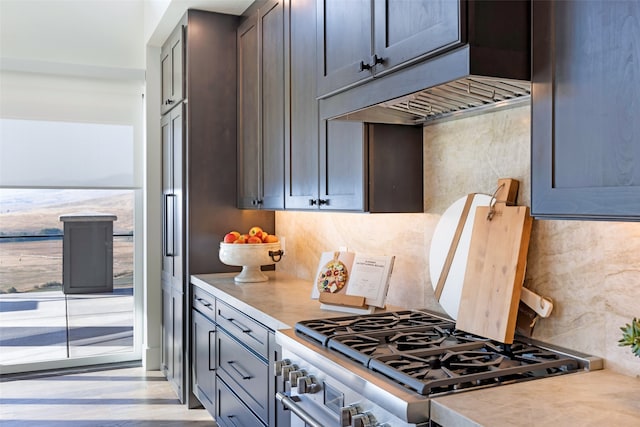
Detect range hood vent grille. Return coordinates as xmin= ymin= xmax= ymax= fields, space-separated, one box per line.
xmin=334 ymin=76 xmax=531 ymax=126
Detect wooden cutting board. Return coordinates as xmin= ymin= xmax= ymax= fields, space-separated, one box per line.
xmin=455 ymin=179 xmax=533 ymax=344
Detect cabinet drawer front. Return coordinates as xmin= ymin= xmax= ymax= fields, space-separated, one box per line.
xmin=216 ymin=300 xmax=269 ymax=356
xmin=217 ymin=329 xmax=269 ymax=423
xmin=192 ymin=286 xmax=216 ymax=319
xmin=216 ymin=378 xmax=265 ymax=427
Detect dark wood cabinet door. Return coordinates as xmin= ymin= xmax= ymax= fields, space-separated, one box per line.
xmin=286 ymin=0 xmax=321 ymax=210
xmin=237 ymin=14 xmax=261 ymax=209
xmin=260 ymin=0 xmax=285 ymax=210
xmin=319 ymin=120 xmax=366 ymax=211
xmin=237 ymin=1 xmax=285 ymax=210
xmin=532 ymin=0 xmax=640 ymax=220
xmin=316 ymin=0 xmax=373 ymax=97
xmin=161 ymin=106 xmax=183 ymax=284
xmin=160 ymin=24 xmax=184 ymax=115
xmin=373 ymin=0 xmax=462 ymax=75
xmin=161 ymin=280 xmax=183 ymax=399
xmin=192 ymin=310 xmax=216 ymax=413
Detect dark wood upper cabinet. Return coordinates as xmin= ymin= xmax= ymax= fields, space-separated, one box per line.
xmin=160 ymin=24 xmax=184 ymax=115
xmin=237 ymin=0 xmax=285 ymax=210
xmin=317 ymin=0 xmax=464 ymax=98
xmin=531 ymin=0 xmax=640 ymax=220
xmin=285 ymin=0 xmax=423 ymax=212
xmin=285 ymin=0 xmax=320 ymax=210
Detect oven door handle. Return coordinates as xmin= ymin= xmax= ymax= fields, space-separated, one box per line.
xmin=276 ymin=392 xmax=324 ymax=427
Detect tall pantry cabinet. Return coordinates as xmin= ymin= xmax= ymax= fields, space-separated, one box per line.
xmin=159 ymin=10 xmax=274 ymax=404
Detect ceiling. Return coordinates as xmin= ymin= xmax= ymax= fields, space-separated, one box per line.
xmin=0 ymin=0 xmax=254 ymax=73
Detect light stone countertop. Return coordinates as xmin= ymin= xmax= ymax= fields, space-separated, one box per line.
xmin=430 ymin=369 xmax=640 ymax=427
xmin=191 ymin=272 xmax=640 ymax=426
xmin=190 ymin=271 xmax=399 ymax=330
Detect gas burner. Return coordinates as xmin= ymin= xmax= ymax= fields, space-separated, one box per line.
xmin=369 ymin=344 xmax=581 ymax=395
xmin=295 ymin=310 xmax=452 ymax=345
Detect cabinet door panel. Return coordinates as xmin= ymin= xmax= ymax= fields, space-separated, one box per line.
xmin=532 ymin=0 xmax=640 ymax=219
xmin=317 ymin=0 xmax=373 ymax=97
xmin=217 ymin=330 xmax=269 ymax=423
xmin=237 ymin=15 xmax=261 ymax=208
xmin=160 ymin=24 xmax=184 ymax=114
xmin=161 ymin=106 xmax=183 ymax=283
xmin=192 ymin=310 xmax=215 ymax=412
xmin=260 ymin=0 xmax=285 ymax=209
xmin=319 ymin=120 xmax=365 ymax=211
xmin=286 ymin=0 xmax=319 ymax=210
xmin=374 ymin=0 xmax=462 ymax=73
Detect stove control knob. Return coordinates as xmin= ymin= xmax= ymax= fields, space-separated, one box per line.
xmin=281 ymin=364 xmax=298 ymax=380
xmin=288 ymin=369 xmax=307 ymax=385
xmin=273 ymin=359 xmax=291 ymax=376
xmin=351 ymin=412 xmax=376 ymax=427
xmin=340 ymin=404 xmax=360 ymax=427
xmin=296 ymin=375 xmax=320 ymax=394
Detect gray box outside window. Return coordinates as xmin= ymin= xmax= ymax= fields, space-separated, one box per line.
xmin=59 ymin=213 xmax=117 ymax=294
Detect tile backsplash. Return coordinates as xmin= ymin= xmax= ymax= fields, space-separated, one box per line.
xmin=275 ymin=104 xmax=640 ymax=377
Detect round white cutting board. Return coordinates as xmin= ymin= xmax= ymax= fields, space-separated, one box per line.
xmin=429 ymin=194 xmax=492 ymax=320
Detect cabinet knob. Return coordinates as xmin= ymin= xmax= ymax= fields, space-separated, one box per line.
xmin=252 ymin=199 xmax=263 ymax=206
xmin=318 ymin=199 xmax=329 ymax=206
xmin=309 ymin=199 xmax=318 ymax=206
xmin=164 ymin=99 xmax=174 ymax=105
xmin=371 ymin=54 xmax=384 ymax=66
xmin=358 ymin=60 xmax=372 ymax=72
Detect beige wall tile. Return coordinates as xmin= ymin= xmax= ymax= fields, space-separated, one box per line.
xmin=275 ymin=105 xmax=640 ymax=377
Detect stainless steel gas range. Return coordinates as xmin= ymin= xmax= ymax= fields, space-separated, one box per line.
xmin=274 ymin=309 xmax=602 ymax=427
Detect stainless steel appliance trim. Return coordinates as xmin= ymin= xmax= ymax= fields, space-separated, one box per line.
xmin=276 ymin=392 xmax=324 ymax=427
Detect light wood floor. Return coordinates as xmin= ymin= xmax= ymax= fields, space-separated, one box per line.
xmin=0 ymin=365 xmax=216 ymax=427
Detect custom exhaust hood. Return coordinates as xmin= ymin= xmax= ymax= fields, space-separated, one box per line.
xmin=332 ymin=76 xmax=531 ymax=126
xmin=319 ymin=1 xmax=531 ymax=126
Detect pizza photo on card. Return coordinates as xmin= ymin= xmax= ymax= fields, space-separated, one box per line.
xmin=311 ymin=251 xmax=355 ymax=299
xmin=317 ymin=251 xmax=350 ymax=294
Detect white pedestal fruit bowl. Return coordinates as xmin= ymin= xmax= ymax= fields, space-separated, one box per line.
xmin=219 ymin=241 xmax=283 ymax=283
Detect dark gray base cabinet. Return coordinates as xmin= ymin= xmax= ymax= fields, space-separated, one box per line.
xmin=532 ymin=0 xmax=640 ymax=220
xmin=191 ymin=282 xmax=283 ymax=427
xmin=192 ymin=286 xmax=216 ymax=415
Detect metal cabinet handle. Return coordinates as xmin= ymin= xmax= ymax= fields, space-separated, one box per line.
xmin=251 ymin=199 xmax=263 ymax=206
xmin=218 ymin=313 xmax=251 ymax=333
xmin=371 ymin=54 xmax=384 ymax=66
xmin=309 ymin=198 xmax=318 ymax=206
xmin=208 ymin=330 xmax=215 ymax=371
xmin=358 ymin=54 xmax=384 ymax=72
xmin=358 ymin=60 xmax=372 ymax=72
xmin=195 ymin=297 xmax=213 ymax=311
xmin=227 ymin=361 xmax=252 ymax=380
xmin=164 ymin=194 xmax=176 ymax=257
xmin=318 ymin=199 xmax=329 ymax=205
xmin=225 ymin=415 xmax=241 ymax=427
xmin=276 ymin=392 xmax=324 ymax=427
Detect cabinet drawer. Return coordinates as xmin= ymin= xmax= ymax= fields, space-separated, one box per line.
xmin=216 ymin=300 xmax=269 ymax=357
xmin=217 ymin=329 xmax=269 ymax=423
xmin=192 ymin=286 xmax=216 ymax=320
xmin=216 ymin=377 xmax=265 ymax=427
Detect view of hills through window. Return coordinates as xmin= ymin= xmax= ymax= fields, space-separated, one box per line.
xmin=0 ymin=189 xmax=134 ymax=294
